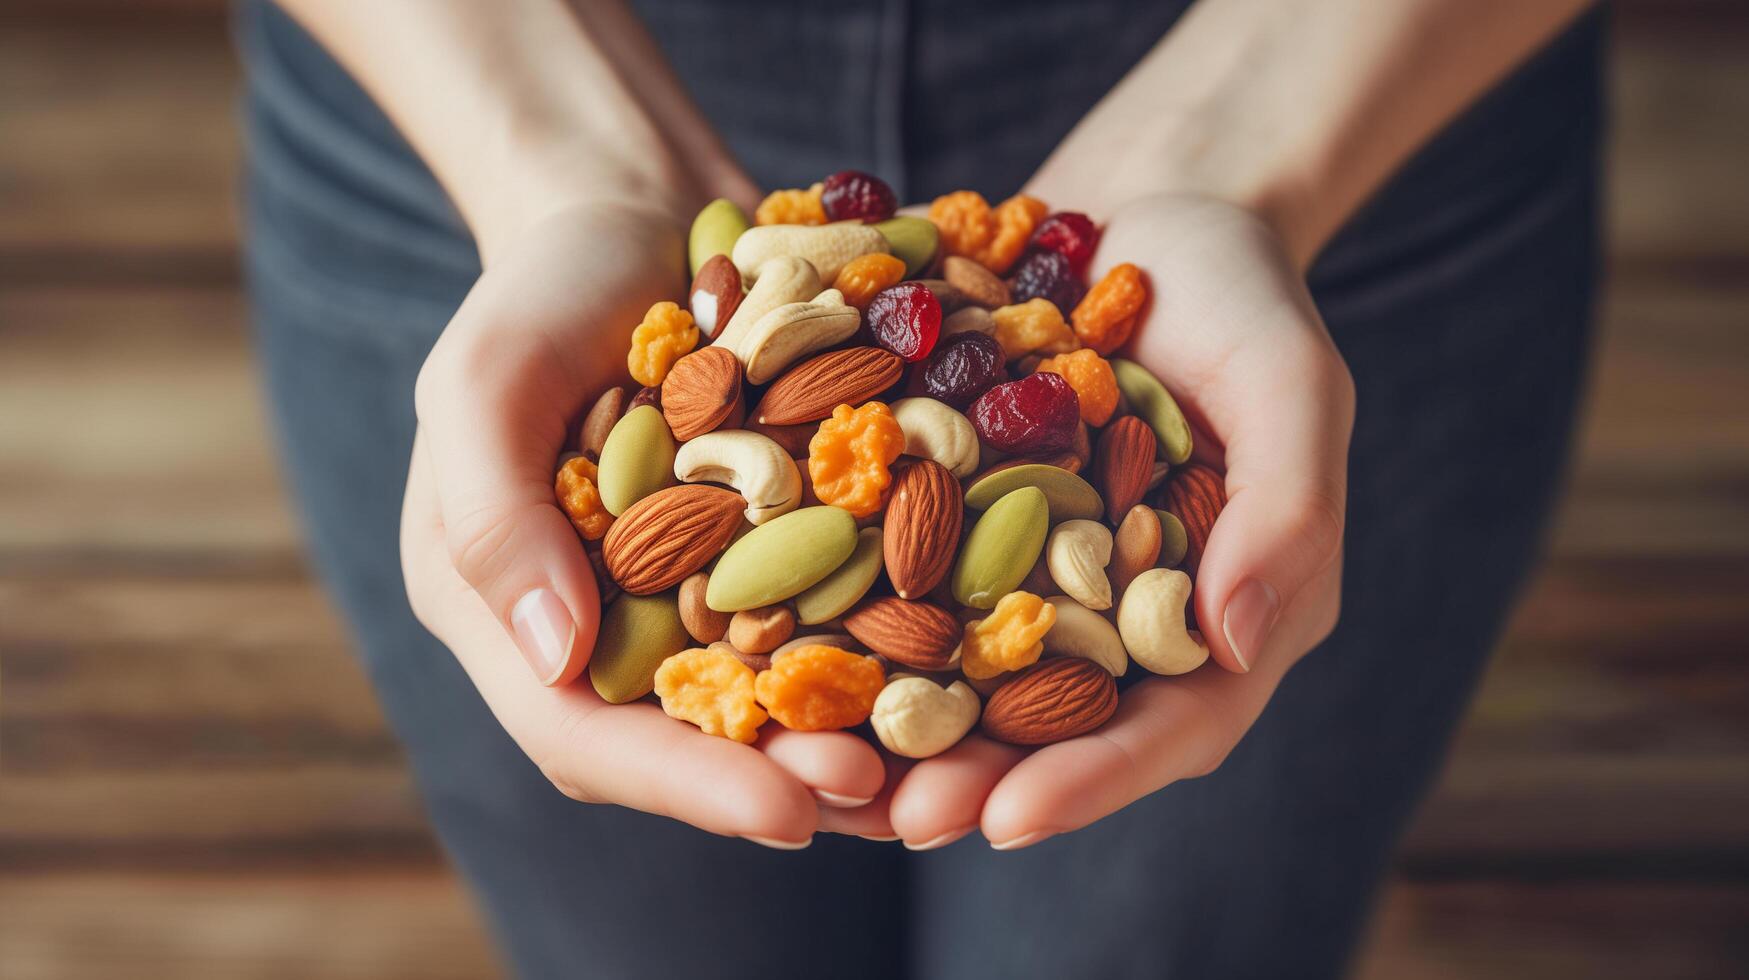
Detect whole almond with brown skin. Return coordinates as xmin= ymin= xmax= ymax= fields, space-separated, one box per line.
xmin=1110 ymin=504 xmax=1162 ymax=596
xmin=661 ymin=346 xmax=743 ymax=441
xmin=688 ymin=254 xmax=743 ymax=339
xmin=942 ymin=255 xmax=1011 ymax=309
xmin=746 ymin=418 xmax=816 ymax=459
xmin=602 ymin=484 xmax=745 ymax=594
xmin=580 ymin=386 xmax=628 ymax=458
xmin=981 ymin=657 xmax=1118 ymax=745
xmin=752 ymin=346 xmax=903 ymax=425
xmin=843 ymin=597 xmax=961 ymax=671
xmin=884 ymin=460 xmax=964 ymax=600
xmin=1095 ymin=416 xmax=1155 ymax=523
xmin=1157 ymin=462 xmax=1225 ymax=575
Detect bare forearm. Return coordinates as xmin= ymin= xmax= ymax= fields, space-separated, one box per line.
xmin=273 ymin=0 xmax=747 ymax=259
xmin=1031 ymin=0 xmax=1595 ymax=266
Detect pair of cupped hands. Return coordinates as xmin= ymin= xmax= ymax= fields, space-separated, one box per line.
xmin=400 ymin=160 xmax=1355 ymax=851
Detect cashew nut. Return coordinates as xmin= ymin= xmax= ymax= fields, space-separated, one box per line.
xmin=869 ymin=674 xmax=981 ymax=759
xmin=1046 ymin=519 xmax=1114 ymax=610
xmin=1042 ymin=597 xmax=1128 ymax=676
xmin=1116 ymin=568 xmax=1209 ymax=675
xmin=673 ymin=429 xmax=803 ymax=525
xmin=713 ymin=256 xmax=820 ymax=355
xmin=890 ymin=397 xmax=980 ymax=478
xmin=736 ymin=288 xmax=861 ymax=385
xmin=731 ymin=223 xmax=890 ymax=285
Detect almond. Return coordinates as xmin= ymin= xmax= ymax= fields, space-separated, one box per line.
xmin=980 ymin=656 xmax=1117 ymax=745
xmin=843 ymin=597 xmax=961 ymax=671
xmin=1157 ymin=462 xmax=1225 ymax=575
xmin=884 ymin=460 xmax=964 ymax=600
xmin=601 ymin=484 xmax=745 ymax=595
xmin=942 ymin=255 xmax=1011 ymax=309
xmin=746 ymin=418 xmax=817 ymax=459
xmin=688 ymin=254 xmax=744 ymax=338
xmin=1094 ymin=415 xmax=1154 ymax=523
xmin=661 ymin=346 xmax=743 ymax=441
xmin=579 ymin=386 xmax=627 ymax=458
xmin=752 ymin=346 xmax=903 ymax=425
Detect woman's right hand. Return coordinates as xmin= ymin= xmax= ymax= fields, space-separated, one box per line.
xmin=399 ymin=201 xmax=890 ymax=847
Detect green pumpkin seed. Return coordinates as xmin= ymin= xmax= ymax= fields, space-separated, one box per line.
xmin=794 ymin=526 xmax=884 ymax=625
xmin=590 ymin=591 xmax=689 ymax=704
xmin=706 ymin=506 xmax=858 ymax=612
xmin=597 ymin=405 xmax=677 ymax=516
xmin=964 ymin=464 xmax=1103 ymax=522
xmin=1154 ymin=509 xmax=1189 ymax=568
xmin=1111 ymin=359 xmax=1193 ymax=465
xmin=688 ymin=198 xmax=751 ymax=277
xmin=952 ymin=487 xmax=1049 ymax=609
xmin=873 ymin=216 xmax=940 ymax=278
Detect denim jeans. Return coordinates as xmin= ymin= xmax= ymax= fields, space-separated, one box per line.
xmin=237 ymin=2 xmax=1604 ymax=976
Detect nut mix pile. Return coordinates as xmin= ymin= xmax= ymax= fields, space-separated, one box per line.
xmin=557 ymin=170 xmax=1226 ymax=756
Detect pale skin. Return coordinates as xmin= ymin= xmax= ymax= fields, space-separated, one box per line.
xmin=281 ymin=0 xmax=1594 ymax=848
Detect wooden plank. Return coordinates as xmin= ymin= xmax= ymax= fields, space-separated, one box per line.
xmin=0 ymin=871 xmax=499 ymax=980
xmin=1356 ymin=880 xmax=1749 ymax=980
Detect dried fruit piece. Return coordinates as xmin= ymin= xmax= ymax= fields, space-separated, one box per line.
xmin=555 ymin=457 xmax=613 ymax=540
xmin=754 ymin=184 xmax=827 ymax=226
xmin=1158 ymin=463 xmax=1226 ymax=574
xmin=1008 ymin=249 xmax=1086 ymax=314
xmin=969 ymin=373 xmax=1081 ymax=454
xmin=806 ymin=402 xmax=906 ymax=518
xmin=1034 ymin=348 xmax=1118 ymax=426
xmin=654 ymin=648 xmax=768 ymax=743
xmin=960 ymin=591 xmax=1056 ymax=680
xmin=627 ymin=301 xmax=699 ymax=387
xmin=918 ymin=331 xmax=1006 ymax=409
xmin=832 ymin=253 xmax=908 ymax=311
xmin=865 ymin=282 xmax=942 ymax=362
xmin=1027 ymin=211 xmax=1101 ymax=277
xmin=820 ymin=170 xmax=898 ymax=223
xmin=991 ymin=298 xmax=1077 ymax=361
xmin=753 ymin=644 xmax=885 ymax=731
xmin=928 ymin=190 xmax=996 ymax=263
xmin=973 ymin=195 xmax=1048 ymax=274
xmin=1071 ymin=263 xmax=1147 ymax=355
xmin=981 ymin=656 xmax=1118 ymax=745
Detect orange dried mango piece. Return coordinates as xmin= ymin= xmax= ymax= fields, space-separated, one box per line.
xmin=753 ymin=644 xmax=885 ymax=731
xmin=832 ymin=253 xmax=908 ymax=311
xmin=755 ymin=184 xmax=827 ymax=226
xmin=961 ymin=591 xmax=1056 ymax=680
xmin=627 ymin=301 xmax=699 ymax=387
xmin=655 ymin=648 xmax=768 ymax=743
xmin=806 ymin=402 xmax=905 ymax=518
xmin=555 ymin=456 xmax=613 ymax=540
xmin=1071 ymin=263 xmax=1148 ymax=355
xmin=1035 ymin=348 xmax=1118 ymax=426
xmin=971 ymin=195 xmax=1048 ymax=274
xmin=991 ymin=298 xmax=1077 ymax=361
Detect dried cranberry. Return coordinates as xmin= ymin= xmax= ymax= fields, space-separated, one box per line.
xmin=1008 ymin=249 xmax=1086 ymax=313
xmin=820 ymin=170 xmax=898 ymax=223
xmin=970 ymin=372 xmax=1081 ymax=454
xmin=1027 ymin=212 xmax=1100 ymax=278
xmin=918 ymin=332 xmax=1006 ymax=409
xmin=865 ymin=282 xmax=942 ymax=362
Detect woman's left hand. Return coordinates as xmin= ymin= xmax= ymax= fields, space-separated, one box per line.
xmin=887 ymin=192 xmax=1354 ymax=850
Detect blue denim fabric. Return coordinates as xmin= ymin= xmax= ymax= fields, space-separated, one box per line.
xmin=237 ymin=2 xmax=1603 ymax=976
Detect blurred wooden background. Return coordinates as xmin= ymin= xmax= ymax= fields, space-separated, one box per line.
xmin=1 ymin=2 xmax=1746 ymax=977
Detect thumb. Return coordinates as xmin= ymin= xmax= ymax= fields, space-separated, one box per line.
xmin=1190 ymin=339 xmax=1354 ymax=674
xmin=413 ymin=327 xmax=604 ymax=688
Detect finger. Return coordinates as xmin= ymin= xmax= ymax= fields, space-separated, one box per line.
xmin=756 ymin=728 xmax=887 ymax=808
xmin=413 ymin=216 xmax=682 ymax=686
xmin=981 ymin=570 xmax=1339 ymax=847
xmin=816 ymin=753 xmax=912 ymax=841
xmin=889 ymin=735 xmax=1027 ymax=850
xmin=406 ymin=458 xmax=819 ymax=846
xmin=1193 ymin=329 xmax=1352 ymax=673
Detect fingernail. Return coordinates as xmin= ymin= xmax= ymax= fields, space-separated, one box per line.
xmin=858 ymin=834 xmax=900 ymax=843
xmin=814 ymin=790 xmax=875 ymax=808
xmin=1222 ymin=579 xmax=1280 ymax=673
xmin=511 ymin=589 xmax=575 ymax=685
xmin=990 ymin=830 xmax=1057 ymax=851
xmin=904 ymin=827 xmax=974 ymax=851
xmin=743 ymin=835 xmax=813 ymax=850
